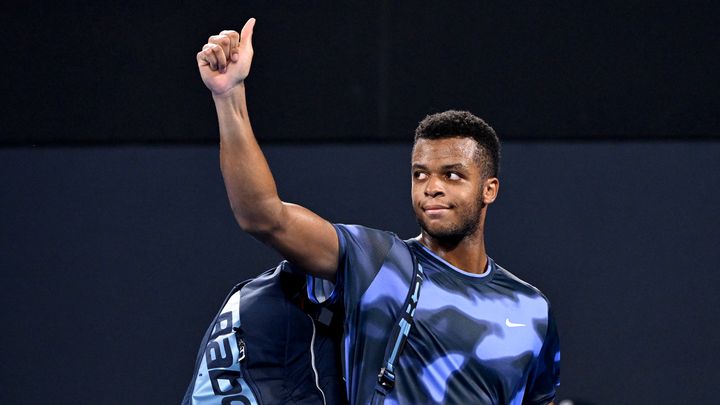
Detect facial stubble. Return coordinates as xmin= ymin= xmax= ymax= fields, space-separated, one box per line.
xmin=416 ymin=196 xmax=486 ymax=244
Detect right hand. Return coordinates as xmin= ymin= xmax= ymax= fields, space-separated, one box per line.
xmin=197 ymin=18 xmax=256 ymax=96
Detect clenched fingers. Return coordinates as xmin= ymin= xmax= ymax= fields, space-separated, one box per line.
xmin=219 ymin=30 xmax=240 ymax=61
xmin=208 ymin=34 xmax=232 ymax=62
xmin=198 ymin=43 xmax=227 ymax=72
xmin=198 ymin=31 xmax=240 ymax=72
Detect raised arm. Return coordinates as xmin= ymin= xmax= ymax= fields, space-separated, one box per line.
xmin=197 ymin=19 xmax=338 ymax=279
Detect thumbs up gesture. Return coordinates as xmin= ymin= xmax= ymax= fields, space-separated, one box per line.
xmin=197 ymin=18 xmax=256 ymax=96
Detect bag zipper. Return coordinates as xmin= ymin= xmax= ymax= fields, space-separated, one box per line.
xmin=306 ymin=314 xmax=328 ymax=405
xmin=234 ymin=332 xmax=262 ymax=402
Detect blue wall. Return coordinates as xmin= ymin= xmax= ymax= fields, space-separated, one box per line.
xmin=1 ymin=142 xmax=718 ymax=403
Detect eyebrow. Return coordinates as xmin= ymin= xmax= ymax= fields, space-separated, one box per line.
xmin=411 ymin=163 xmax=468 ymax=171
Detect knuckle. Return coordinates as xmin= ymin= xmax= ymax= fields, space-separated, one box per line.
xmin=220 ymin=30 xmax=239 ymax=41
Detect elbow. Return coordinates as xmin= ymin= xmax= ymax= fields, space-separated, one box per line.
xmin=234 ymin=215 xmax=281 ymax=237
xmin=230 ymin=200 xmax=285 ymax=238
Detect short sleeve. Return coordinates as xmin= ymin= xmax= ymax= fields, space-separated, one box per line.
xmin=523 ymin=305 xmax=561 ymax=405
xmin=306 ymin=224 xmax=396 ymax=312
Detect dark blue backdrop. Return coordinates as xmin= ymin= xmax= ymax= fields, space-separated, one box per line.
xmin=2 ymin=1 xmax=720 ymax=403
xmin=1 ymin=141 xmax=718 ymax=404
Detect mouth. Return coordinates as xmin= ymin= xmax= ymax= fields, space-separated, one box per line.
xmin=422 ymin=204 xmax=451 ymax=215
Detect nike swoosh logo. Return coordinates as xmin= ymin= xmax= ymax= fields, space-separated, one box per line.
xmin=505 ymin=318 xmax=526 ymax=328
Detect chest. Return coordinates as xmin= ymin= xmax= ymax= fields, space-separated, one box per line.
xmin=409 ymin=279 xmax=546 ymax=369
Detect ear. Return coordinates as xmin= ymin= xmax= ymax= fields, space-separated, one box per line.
xmin=482 ymin=177 xmax=499 ymax=204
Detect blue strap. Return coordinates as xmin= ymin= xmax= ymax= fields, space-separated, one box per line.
xmin=373 ymin=241 xmax=424 ymax=402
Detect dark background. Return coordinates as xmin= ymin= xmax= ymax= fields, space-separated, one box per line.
xmin=3 ymin=1 xmax=719 ymax=145
xmin=2 ymin=1 xmax=719 ymax=404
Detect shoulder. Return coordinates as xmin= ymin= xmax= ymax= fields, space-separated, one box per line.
xmin=332 ymin=224 xmax=414 ymax=308
xmin=333 ymin=223 xmax=404 ymax=259
xmin=334 ymin=223 xmax=399 ymax=245
xmin=490 ymin=260 xmax=553 ymax=311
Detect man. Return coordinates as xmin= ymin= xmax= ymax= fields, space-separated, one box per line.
xmin=196 ymin=18 xmax=560 ymax=405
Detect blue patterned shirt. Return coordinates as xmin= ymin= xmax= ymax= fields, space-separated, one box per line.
xmin=309 ymin=224 xmax=560 ymax=404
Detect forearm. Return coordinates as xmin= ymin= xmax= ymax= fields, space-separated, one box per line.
xmin=214 ymin=83 xmax=283 ymax=235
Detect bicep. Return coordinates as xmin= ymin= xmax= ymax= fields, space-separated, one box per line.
xmin=258 ymin=202 xmax=339 ymax=280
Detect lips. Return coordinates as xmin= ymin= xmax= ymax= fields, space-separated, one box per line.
xmin=422 ymin=204 xmax=451 ymax=214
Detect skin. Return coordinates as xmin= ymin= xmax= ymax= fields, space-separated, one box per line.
xmin=197 ymin=20 xmax=554 ymax=405
xmin=412 ymin=137 xmax=499 ymax=274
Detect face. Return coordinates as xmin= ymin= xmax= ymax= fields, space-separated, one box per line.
xmin=411 ymin=137 xmax=498 ymax=242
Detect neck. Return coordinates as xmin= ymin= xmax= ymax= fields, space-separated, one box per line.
xmin=417 ymin=227 xmax=488 ymax=275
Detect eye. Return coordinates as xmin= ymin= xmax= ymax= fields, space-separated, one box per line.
xmin=447 ymin=172 xmax=461 ymax=180
xmin=413 ymin=171 xmax=428 ymax=180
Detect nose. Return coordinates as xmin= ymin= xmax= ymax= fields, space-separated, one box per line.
xmin=424 ymin=175 xmax=444 ymax=198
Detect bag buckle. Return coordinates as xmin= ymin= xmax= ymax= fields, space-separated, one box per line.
xmin=236 ymin=337 xmax=246 ymax=362
xmin=377 ymin=366 xmax=395 ymax=390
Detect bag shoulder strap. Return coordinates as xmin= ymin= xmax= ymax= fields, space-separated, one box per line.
xmin=372 ymin=240 xmax=424 ymax=403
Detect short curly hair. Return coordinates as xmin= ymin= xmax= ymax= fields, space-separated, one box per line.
xmin=414 ymin=110 xmax=501 ymax=178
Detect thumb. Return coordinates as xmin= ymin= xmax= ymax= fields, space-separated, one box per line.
xmin=239 ymin=18 xmax=256 ymax=50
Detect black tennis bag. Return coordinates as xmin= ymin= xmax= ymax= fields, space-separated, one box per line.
xmin=182 ymin=261 xmax=346 ymax=405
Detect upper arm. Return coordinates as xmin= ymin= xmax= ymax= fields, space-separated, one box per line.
xmin=251 ymin=202 xmax=339 ymax=281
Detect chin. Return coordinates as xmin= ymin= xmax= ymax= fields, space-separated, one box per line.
xmin=418 ymin=218 xmax=479 ymax=242
xmin=419 ymin=221 xmax=459 ymax=240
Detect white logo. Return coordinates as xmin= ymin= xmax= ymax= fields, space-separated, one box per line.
xmin=505 ymin=318 xmax=526 ymax=328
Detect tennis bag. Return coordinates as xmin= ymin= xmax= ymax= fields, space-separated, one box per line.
xmin=183 ymin=245 xmax=422 ymax=405
xmin=182 ymin=262 xmax=346 ymax=405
